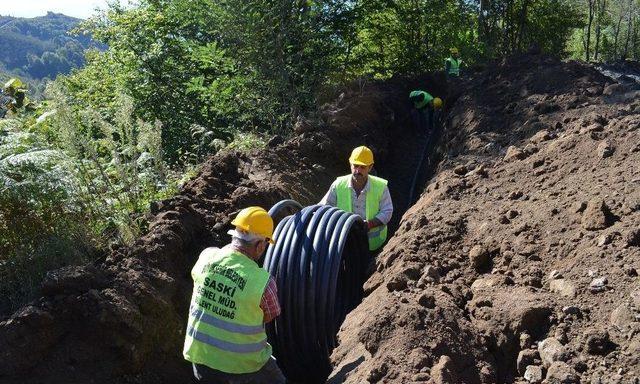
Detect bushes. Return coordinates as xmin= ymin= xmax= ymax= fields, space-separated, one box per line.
xmin=0 ymin=92 xmax=180 ymax=313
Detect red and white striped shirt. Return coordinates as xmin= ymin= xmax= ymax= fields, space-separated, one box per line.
xmin=260 ymin=277 xmax=281 ymax=323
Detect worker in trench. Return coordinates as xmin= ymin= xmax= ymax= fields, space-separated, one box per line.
xmin=445 ymin=47 xmax=462 ymax=79
xmin=409 ymin=90 xmax=443 ymax=134
xmin=320 ymin=146 xmax=393 ymax=252
xmin=183 ymin=206 xmax=286 ymax=383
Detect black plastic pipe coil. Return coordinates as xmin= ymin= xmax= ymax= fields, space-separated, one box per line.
xmin=264 ymin=200 xmax=370 ymax=383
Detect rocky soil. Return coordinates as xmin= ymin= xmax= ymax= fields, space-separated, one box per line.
xmin=1 ymin=53 xmax=638 ymax=384
xmin=329 ymin=55 xmax=640 ymax=383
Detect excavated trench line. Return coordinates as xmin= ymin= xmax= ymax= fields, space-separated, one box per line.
xmin=265 ymin=98 xmax=451 ymax=383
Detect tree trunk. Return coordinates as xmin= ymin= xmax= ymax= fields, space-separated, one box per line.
xmin=614 ymin=8 xmax=625 ymax=59
xmin=585 ymin=0 xmax=595 ymax=61
xmin=624 ymin=0 xmax=633 ymax=58
xmin=516 ymin=0 xmax=531 ymax=52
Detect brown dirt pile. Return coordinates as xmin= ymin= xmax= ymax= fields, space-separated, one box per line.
xmin=329 ymin=55 xmax=640 ymax=383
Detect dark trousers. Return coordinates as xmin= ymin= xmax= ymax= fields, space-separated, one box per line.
xmin=411 ymin=107 xmax=433 ymax=133
xmin=192 ymin=357 xmax=286 ymax=384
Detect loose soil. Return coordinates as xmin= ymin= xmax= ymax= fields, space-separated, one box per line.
xmin=1 ymin=54 xmax=639 ymax=384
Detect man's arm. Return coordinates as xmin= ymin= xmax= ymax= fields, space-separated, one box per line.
xmin=319 ymin=180 xmax=338 ymax=206
xmin=260 ymin=277 xmax=281 ymax=323
xmin=373 ymin=186 xmax=393 ymax=227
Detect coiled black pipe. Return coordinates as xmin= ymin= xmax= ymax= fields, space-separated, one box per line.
xmin=264 ymin=201 xmax=370 ymax=383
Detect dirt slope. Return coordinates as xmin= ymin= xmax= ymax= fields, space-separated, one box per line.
xmin=329 ymin=55 xmax=640 ymax=383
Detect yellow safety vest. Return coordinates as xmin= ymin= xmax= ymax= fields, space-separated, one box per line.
xmin=183 ymin=247 xmax=272 ymax=373
xmin=446 ymin=57 xmax=461 ymax=76
xmin=335 ymin=175 xmax=388 ymax=251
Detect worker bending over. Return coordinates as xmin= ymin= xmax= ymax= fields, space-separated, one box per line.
xmin=409 ymin=90 xmax=442 ymax=133
xmin=183 ymin=206 xmax=286 ymax=383
xmin=320 ymin=146 xmax=393 ymax=251
xmin=445 ymin=47 xmax=462 ymax=78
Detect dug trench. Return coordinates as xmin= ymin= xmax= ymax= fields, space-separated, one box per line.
xmin=1 ymin=53 xmax=640 ymax=384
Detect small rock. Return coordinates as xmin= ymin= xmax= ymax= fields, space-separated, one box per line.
xmin=584 ymin=329 xmax=613 ymax=355
xmin=573 ymin=201 xmax=587 ymax=214
xmin=603 ymin=83 xmax=625 ymax=96
xmin=412 ymin=372 xmax=430 ymax=381
xmin=524 ymin=365 xmax=544 ymax=383
xmin=581 ymin=199 xmax=611 ymax=231
xmin=597 ymin=140 xmax=615 ymax=158
xmin=539 ymin=338 xmax=566 ymax=367
xmin=562 ymin=306 xmax=582 ymax=317
xmin=509 ymin=191 xmax=524 ymax=200
xmin=610 ymin=303 xmax=636 ymax=332
xmin=418 ymin=293 xmax=436 ymax=309
xmin=499 ymin=216 xmax=511 ymax=224
xmin=473 ymin=165 xmax=488 ymax=178
xmin=453 ymin=165 xmax=468 ymax=175
xmin=550 ymin=279 xmax=577 ymax=298
xmin=597 ymin=233 xmax=612 ymax=247
xmin=623 ymin=264 xmax=637 ymax=277
xmin=518 ymin=349 xmax=540 ymax=374
xmin=555 ymin=327 xmax=568 ymax=344
xmin=430 ymin=355 xmax=456 ymax=384
xmin=545 ymin=361 xmax=579 ymax=383
xmin=531 ymin=130 xmax=553 ymax=143
xmin=524 ymin=143 xmax=539 ymax=154
xmin=549 ymin=270 xmax=563 ymax=280
xmin=504 ymin=146 xmax=527 ymax=161
xmin=386 ymin=274 xmax=408 ymax=291
xmin=589 ymin=277 xmax=608 ymax=293
xmin=367 ymin=362 xmax=388 ymax=382
xmin=417 ymin=265 xmax=440 ymax=287
xmin=469 ymin=245 xmax=491 ymax=271
xmin=625 ymin=229 xmax=640 ymax=247
xmin=507 ymin=210 xmax=520 ymax=219
xmin=520 ymin=332 xmax=533 ymax=349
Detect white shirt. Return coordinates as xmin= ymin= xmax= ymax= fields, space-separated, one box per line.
xmin=319 ymin=175 xmax=393 ymax=225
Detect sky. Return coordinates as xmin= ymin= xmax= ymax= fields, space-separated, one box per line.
xmin=1 ymin=0 xmax=128 ymax=19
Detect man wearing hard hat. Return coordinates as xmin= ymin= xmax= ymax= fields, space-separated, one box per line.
xmin=409 ymin=90 xmax=442 ymax=133
xmin=320 ymin=146 xmax=393 ymax=251
xmin=445 ymin=47 xmax=462 ymax=78
xmin=183 ymin=206 xmax=286 ymax=383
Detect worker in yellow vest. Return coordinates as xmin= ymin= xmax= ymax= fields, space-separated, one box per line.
xmin=445 ymin=47 xmax=462 ymax=78
xmin=183 ymin=206 xmax=286 ymax=383
xmin=320 ymin=146 xmax=393 ymax=251
xmin=409 ymin=90 xmax=443 ymax=133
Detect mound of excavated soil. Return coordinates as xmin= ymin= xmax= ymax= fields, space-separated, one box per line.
xmin=0 ymin=73 xmax=445 ymax=383
xmin=329 ymin=55 xmax=640 ymax=383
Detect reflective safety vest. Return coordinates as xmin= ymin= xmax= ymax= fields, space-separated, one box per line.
xmin=335 ymin=175 xmax=388 ymax=251
xmin=183 ymin=247 xmax=272 ymax=374
xmin=409 ymin=90 xmax=434 ymax=110
xmin=446 ymin=57 xmax=461 ymax=76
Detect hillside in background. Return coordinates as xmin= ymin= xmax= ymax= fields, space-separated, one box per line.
xmin=0 ymin=12 xmax=94 ymax=80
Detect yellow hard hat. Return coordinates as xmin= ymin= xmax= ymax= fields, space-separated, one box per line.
xmin=450 ymin=47 xmax=459 ymax=54
xmin=348 ymin=146 xmax=374 ymax=166
xmin=433 ymin=97 xmax=443 ymax=109
xmin=231 ymin=206 xmax=275 ymax=244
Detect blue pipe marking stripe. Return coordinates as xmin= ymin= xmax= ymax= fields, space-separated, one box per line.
xmin=187 ymin=326 xmax=268 ymax=353
xmin=190 ymin=306 xmax=264 ymax=335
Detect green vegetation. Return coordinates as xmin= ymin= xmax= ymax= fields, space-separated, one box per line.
xmin=0 ymin=12 xmax=93 ymax=80
xmin=1 ymin=0 xmax=639 ymax=313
